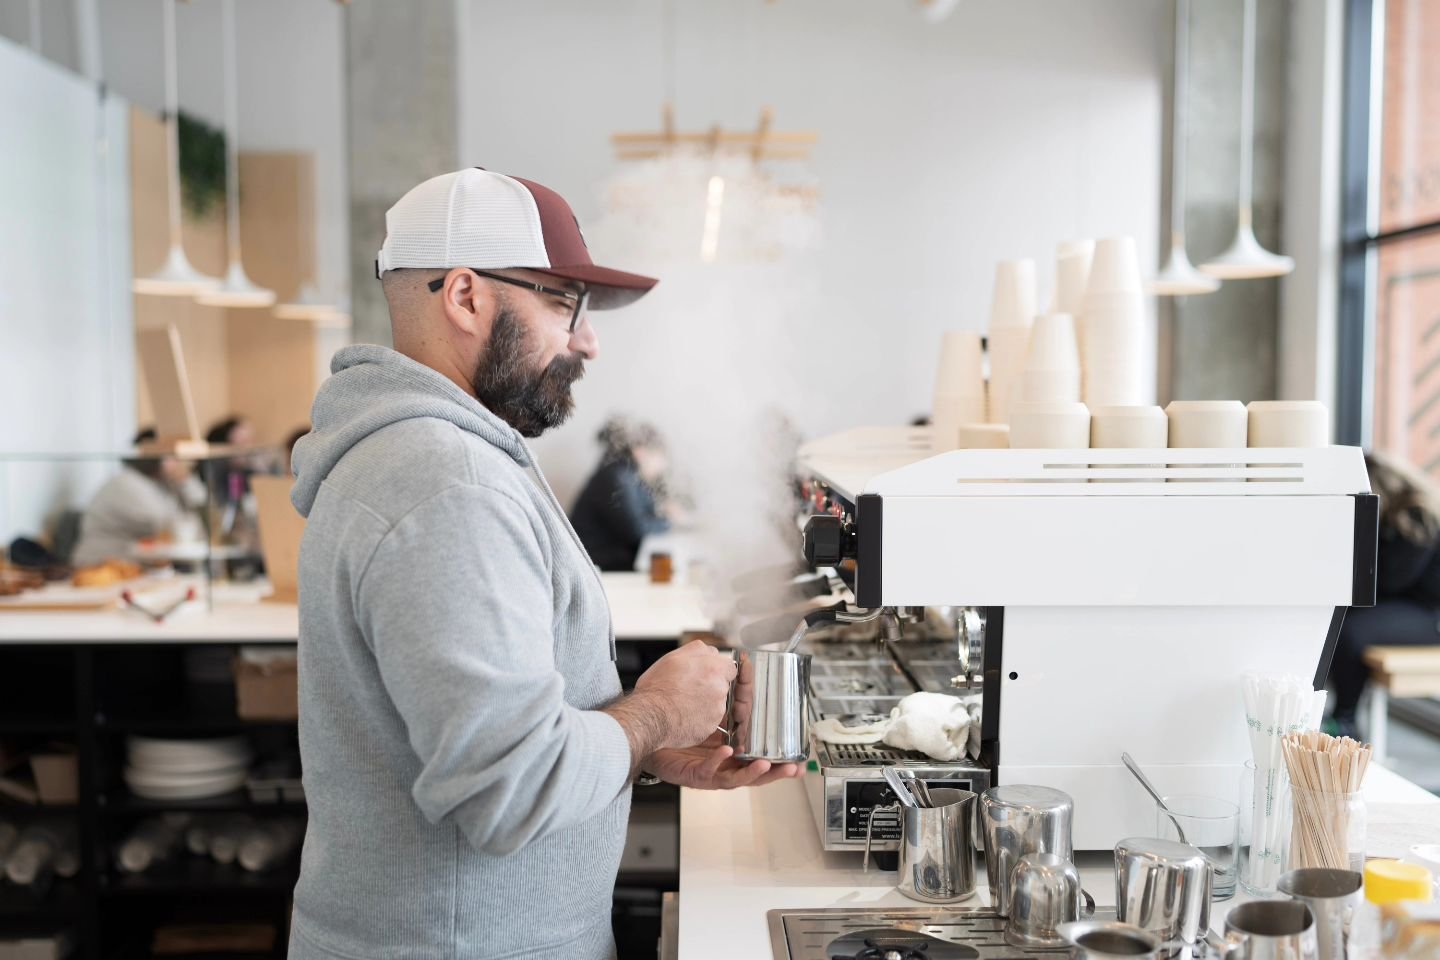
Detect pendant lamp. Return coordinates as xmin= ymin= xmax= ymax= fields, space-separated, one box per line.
xmin=1200 ymin=0 xmax=1294 ymax=279
xmin=196 ymin=0 xmax=275 ymax=308
xmin=1152 ymin=0 xmax=1220 ymax=295
xmin=134 ymin=0 xmax=218 ymax=296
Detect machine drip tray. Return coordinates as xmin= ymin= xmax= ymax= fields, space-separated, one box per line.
xmin=767 ymin=905 xmax=1119 ymax=959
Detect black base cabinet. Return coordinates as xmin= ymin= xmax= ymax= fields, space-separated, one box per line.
xmin=0 ymin=642 xmax=679 ymax=960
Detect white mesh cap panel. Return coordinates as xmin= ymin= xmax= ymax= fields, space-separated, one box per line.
xmin=376 ymin=170 xmax=550 ymax=274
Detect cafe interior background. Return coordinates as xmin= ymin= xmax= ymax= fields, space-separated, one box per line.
xmin=1 ymin=0 xmax=1440 ymax=958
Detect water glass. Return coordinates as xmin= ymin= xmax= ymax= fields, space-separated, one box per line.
xmin=1156 ymin=794 xmax=1239 ymax=899
xmin=1239 ymin=759 xmax=1291 ymax=896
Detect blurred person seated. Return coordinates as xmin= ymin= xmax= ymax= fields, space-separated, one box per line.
xmin=570 ymin=417 xmax=681 ymax=572
xmin=71 ymin=428 xmax=195 ymax=567
xmin=1329 ymin=450 xmax=1440 ymax=737
xmin=204 ymin=414 xmax=269 ymax=543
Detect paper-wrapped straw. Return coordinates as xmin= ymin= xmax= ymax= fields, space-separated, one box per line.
xmin=1241 ymin=674 xmax=1327 ymax=893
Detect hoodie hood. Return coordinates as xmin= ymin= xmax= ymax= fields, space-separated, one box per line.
xmin=291 ymin=345 xmax=528 ymax=517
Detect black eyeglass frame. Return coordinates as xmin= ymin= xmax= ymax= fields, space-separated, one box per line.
xmin=427 ymin=269 xmax=589 ymax=333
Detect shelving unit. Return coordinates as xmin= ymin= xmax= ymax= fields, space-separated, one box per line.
xmin=0 ymin=635 xmax=682 ymax=960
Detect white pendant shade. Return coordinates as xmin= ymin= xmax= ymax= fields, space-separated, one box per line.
xmin=1153 ymin=0 xmax=1218 ymax=297
xmin=1200 ymin=0 xmax=1293 ymax=280
xmin=205 ymin=0 xmax=274 ymax=309
xmin=1150 ymin=233 xmax=1220 ymax=295
xmin=134 ymin=0 xmax=218 ymax=296
xmin=134 ymin=244 xmax=219 ymax=296
xmin=196 ymin=262 xmax=277 ymax=308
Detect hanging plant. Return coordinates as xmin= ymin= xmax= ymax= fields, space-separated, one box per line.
xmin=177 ymin=110 xmax=226 ymax=219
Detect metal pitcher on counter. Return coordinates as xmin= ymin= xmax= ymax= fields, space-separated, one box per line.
xmin=724 ymin=648 xmax=811 ymax=763
xmin=864 ymin=786 xmax=978 ymax=903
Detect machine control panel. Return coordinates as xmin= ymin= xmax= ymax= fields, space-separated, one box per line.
xmin=841 ymin=777 xmax=984 ymax=842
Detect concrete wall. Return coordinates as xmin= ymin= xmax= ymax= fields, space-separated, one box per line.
xmin=1168 ymin=0 xmax=1290 ymax=403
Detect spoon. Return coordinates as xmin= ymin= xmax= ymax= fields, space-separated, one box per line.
xmin=1121 ymin=752 xmax=1189 ymax=844
xmin=883 ymin=766 xmax=918 ymax=808
xmin=899 ymin=769 xmax=935 ymax=808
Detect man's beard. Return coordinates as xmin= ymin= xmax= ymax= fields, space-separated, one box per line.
xmin=472 ymin=305 xmax=585 ymax=438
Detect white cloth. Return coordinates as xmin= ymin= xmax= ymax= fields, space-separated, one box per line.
xmin=882 ymin=691 xmax=973 ymax=762
xmin=812 ymin=715 xmax=890 ymax=745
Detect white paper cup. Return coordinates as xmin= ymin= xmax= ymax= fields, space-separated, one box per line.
xmin=957 ymin=423 xmax=1009 ymax=449
xmin=1090 ymin=405 xmax=1168 ymax=448
xmin=931 ymin=394 xmax=989 ymax=451
xmin=1246 ymin=401 xmax=1329 ymax=448
xmin=1026 ymin=313 xmax=1080 ymax=371
xmin=990 ymin=259 xmax=1038 ymax=331
xmin=933 ymin=331 xmax=985 ymax=398
xmin=1083 ymin=363 xmax=1147 ymax=408
xmin=1009 ymin=401 xmax=1091 ymax=448
xmin=1017 ymin=367 xmax=1081 ymax=404
xmin=987 ymin=326 xmax=1033 ymax=424
xmin=1166 ymin=400 xmax=1248 ymax=448
xmin=1085 ymin=236 xmax=1142 ymax=295
xmin=1054 ymin=240 xmax=1094 ymax=315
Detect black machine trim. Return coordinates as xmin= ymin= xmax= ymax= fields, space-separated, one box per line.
xmin=856 ymin=494 xmax=883 ymax=608
xmin=1351 ymin=493 xmax=1378 ymax=607
xmin=979 ymin=607 xmax=1003 ymax=775
xmin=1313 ymin=606 xmax=1349 ymax=693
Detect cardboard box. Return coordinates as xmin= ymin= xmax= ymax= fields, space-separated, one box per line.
xmin=233 ymin=648 xmax=298 ymax=721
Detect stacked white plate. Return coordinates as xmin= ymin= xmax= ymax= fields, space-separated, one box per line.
xmin=124 ymin=735 xmax=253 ymax=800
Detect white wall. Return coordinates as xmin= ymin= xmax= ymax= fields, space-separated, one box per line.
xmin=0 ymin=36 xmax=134 ymax=541
xmin=458 ymin=0 xmax=1166 ymax=508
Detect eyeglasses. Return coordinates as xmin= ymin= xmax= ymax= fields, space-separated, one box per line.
xmin=428 ymin=269 xmax=590 ymax=333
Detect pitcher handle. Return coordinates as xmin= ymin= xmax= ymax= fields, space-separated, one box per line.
xmin=863 ymin=803 xmax=899 ymax=873
xmin=1079 ymin=887 xmax=1096 ymax=919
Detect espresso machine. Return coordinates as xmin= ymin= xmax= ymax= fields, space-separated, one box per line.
xmin=792 ymin=426 xmax=1377 ymax=852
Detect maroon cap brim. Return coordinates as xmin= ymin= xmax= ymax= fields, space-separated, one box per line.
xmin=534 ymin=263 xmax=658 ymax=310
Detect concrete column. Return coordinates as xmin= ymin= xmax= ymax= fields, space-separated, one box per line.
xmin=345 ymin=0 xmax=458 ymax=346
xmin=1169 ymin=0 xmax=1290 ymax=402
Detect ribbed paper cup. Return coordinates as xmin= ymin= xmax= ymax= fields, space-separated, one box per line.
xmin=1009 ymin=401 xmax=1091 ymax=448
xmin=1246 ymin=401 xmax=1329 ymax=448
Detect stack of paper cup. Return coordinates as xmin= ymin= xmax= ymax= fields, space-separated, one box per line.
xmin=1053 ymin=239 xmax=1094 ymax=316
xmin=1080 ymin=237 xmax=1147 ymax=408
xmin=1090 ymin=405 xmax=1168 ymax=448
xmin=1009 ymin=401 xmax=1091 ymax=449
xmin=1246 ymin=401 xmax=1329 ymax=447
xmin=930 ymin=332 xmax=987 ymax=452
xmin=956 ymin=423 xmax=1009 ymax=449
xmin=1017 ymin=313 xmax=1081 ymax=404
xmin=986 ymin=259 xmax=1036 ymax=425
xmin=1166 ymin=400 xmax=1248 ymax=447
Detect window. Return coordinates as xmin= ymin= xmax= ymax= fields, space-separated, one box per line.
xmin=1339 ymin=0 xmax=1440 ymax=465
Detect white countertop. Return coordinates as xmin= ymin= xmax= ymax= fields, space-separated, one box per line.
xmin=677 ymin=764 xmax=1440 ymax=959
xmin=0 ymin=572 xmax=710 ymax=644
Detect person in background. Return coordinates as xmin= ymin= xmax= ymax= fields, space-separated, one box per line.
xmin=204 ymin=415 xmax=261 ymax=541
xmin=570 ymin=417 xmax=678 ymax=571
xmin=1329 ymin=450 xmax=1440 ymax=737
xmin=71 ymin=428 xmax=193 ymax=567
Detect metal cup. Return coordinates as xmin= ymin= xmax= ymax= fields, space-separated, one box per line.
xmin=1005 ymin=852 xmax=1097 ymax=949
xmin=725 ymin=648 xmax=810 ymax=762
xmin=1114 ymin=836 xmax=1212 ymax=953
xmin=1210 ymin=900 xmax=1318 ymax=960
xmin=865 ymin=787 xmax=978 ymax=903
xmin=980 ymin=785 xmax=1074 ymax=917
xmin=1058 ymin=920 xmax=1163 ymax=959
xmin=1277 ymin=869 xmax=1361 ymax=960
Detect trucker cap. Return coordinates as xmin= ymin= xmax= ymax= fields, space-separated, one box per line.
xmin=375 ymin=168 xmax=658 ymax=310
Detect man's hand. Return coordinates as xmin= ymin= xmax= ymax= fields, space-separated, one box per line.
xmin=643 ymin=731 xmax=805 ymax=790
xmin=604 ymin=640 xmax=737 ymax=777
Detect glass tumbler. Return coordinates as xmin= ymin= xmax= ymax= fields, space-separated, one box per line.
xmin=1157 ymin=794 xmax=1240 ymax=899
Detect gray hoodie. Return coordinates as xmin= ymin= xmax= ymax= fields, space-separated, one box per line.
xmin=288 ymin=345 xmax=632 ymax=960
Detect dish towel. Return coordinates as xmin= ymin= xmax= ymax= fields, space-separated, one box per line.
xmin=882 ymin=691 xmax=976 ymax=762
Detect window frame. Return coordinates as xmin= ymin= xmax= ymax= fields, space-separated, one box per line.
xmin=1338 ymin=0 xmax=1440 ymax=447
